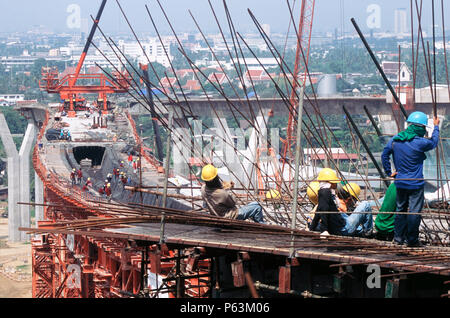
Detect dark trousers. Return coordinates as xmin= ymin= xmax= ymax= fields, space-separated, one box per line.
xmin=394 ymin=187 xmax=424 ymax=245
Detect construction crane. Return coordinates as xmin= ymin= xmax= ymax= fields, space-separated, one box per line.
xmin=256 ymin=0 xmax=315 ymax=194
xmin=281 ymin=0 xmax=315 ymax=180
xmin=39 ymin=0 xmax=131 ymax=117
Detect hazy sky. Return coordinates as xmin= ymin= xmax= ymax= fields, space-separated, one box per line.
xmin=0 ymin=0 xmax=446 ymax=35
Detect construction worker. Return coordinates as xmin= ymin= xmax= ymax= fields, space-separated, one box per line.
xmin=381 ymin=112 xmax=440 ymax=247
xmin=200 ymin=164 xmax=264 ymax=224
xmin=335 ymin=182 xmax=374 ymax=237
xmin=121 ymin=173 xmax=128 ymax=186
xmin=120 ymin=160 xmax=124 ymax=168
xmin=374 ymin=183 xmax=397 ymax=241
xmin=113 ymin=168 xmax=120 ymax=180
xmin=105 ymin=183 xmax=112 ymax=201
xmin=306 ymin=181 xmax=320 ymax=225
xmin=132 ymin=159 xmax=137 ymax=174
xmin=70 ymin=168 xmax=76 ymax=186
xmin=310 ymin=170 xmax=374 ymax=237
xmin=82 ymin=177 xmax=92 ymax=192
xmin=127 ymin=153 xmax=133 ymax=167
xmin=107 ymin=173 xmax=112 ymax=183
xmin=77 ymin=168 xmax=83 ymax=185
xmin=309 ymin=168 xmax=343 ymax=235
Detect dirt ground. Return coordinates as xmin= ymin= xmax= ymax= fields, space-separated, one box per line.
xmin=0 ymin=214 xmax=32 ymax=298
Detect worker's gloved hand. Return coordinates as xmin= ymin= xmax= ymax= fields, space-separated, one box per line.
xmin=433 ymin=117 xmax=440 ymax=126
xmin=320 ymin=231 xmax=330 ymax=238
xmin=222 ymin=181 xmax=234 ymax=189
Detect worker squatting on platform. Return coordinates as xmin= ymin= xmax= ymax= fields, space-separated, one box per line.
xmin=308 ymin=168 xmax=374 ymax=238
xmin=200 ymin=164 xmax=265 ymax=224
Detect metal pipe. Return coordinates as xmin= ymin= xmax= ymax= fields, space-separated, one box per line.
xmin=290 ymin=86 xmax=304 ymax=258
xmin=160 ymin=111 xmax=173 ymax=245
xmin=363 ymin=105 xmax=383 ymax=137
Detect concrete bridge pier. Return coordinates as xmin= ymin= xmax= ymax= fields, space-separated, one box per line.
xmin=242 ymin=109 xmax=270 ymax=192
xmin=377 ymin=114 xmax=400 ymax=136
xmin=212 ymin=111 xmax=243 ymax=186
xmin=35 ymin=171 xmax=44 ymax=224
xmin=19 ymin=123 xmax=36 ymax=241
xmin=0 ymin=114 xmax=37 ymax=242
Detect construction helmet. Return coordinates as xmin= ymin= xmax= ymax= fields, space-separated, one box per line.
xmin=73 ymin=168 xmax=76 ymax=171
xmin=317 ymin=168 xmax=339 ymax=184
xmin=201 ymin=164 xmax=218 ymax=182
xmin=87 ymin=177 xmax=91 ymax=181
xmin=406 ymin=111 xmax=428 ymax=126
xmin=266 ymin=189 xmax=281 ymax=200
xmin=343 ymin=183 xmax=361 ymax=199
xmin=306 ymin=181 xmax=320 ymax=205
xmin=107 ymin=183 xmax=111 ymax=187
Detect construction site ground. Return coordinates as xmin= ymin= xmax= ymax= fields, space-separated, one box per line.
xmin=0 ymin=214 xmax=32 ymax=298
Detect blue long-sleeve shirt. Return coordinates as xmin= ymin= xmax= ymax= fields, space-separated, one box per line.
xmin=381 ymin=125 xmax=439 ymax=189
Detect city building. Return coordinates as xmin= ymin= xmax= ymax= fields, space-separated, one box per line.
xmin=0 ymin=94 xmax=24 ymax=106
xmin=394 ymin=8 xmax=408 ymax=36
xmin=381 ymin=61 xmax=412 ymax=85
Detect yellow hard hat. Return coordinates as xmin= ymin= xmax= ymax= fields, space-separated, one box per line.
xmin=343 ymin=183 xmax=361 ymax=199
xmin=201 ymin=164 xmax=218 ymax=182
xmin=266 ymin=189 xmax=281 ymax=200
xmin=107 ymin=183 xmax=111 ymax=187
xmin=317 ymin=168 xmax=339 ymax=183
xmin=306 ymin=181 xmax=320 ymax=205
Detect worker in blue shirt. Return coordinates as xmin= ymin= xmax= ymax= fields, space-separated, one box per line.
xmin=381 ymin=111 xmax=440 ymax=247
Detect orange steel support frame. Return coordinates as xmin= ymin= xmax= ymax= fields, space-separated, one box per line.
xmin=39 ymin=67 xmax=131 ymax=116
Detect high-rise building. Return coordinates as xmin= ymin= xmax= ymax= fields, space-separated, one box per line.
xmin=394 ymin=8 xmax=408 ymax=35
xmin=262 ymin=24 xmax=271 ymax=36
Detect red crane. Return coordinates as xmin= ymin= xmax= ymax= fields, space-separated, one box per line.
xmin=281 ymin=0 xmax=315 ymax=178
xmin=39 ymin=0 xmax=130 ymax=117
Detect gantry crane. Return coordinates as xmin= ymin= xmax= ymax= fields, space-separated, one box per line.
xmin=39 ymin=0 xmax=130 ymax=117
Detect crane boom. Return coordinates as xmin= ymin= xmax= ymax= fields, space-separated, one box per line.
xmin=70 ymin=0 xmax=108 ymax=88
xmin=282 ymin=0 xmax=315 ymax=178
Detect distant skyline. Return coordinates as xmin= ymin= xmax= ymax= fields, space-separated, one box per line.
xmin=0 ymin=0 xmax=448 ymax=36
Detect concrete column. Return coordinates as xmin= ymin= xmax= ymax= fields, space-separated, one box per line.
xmin=0 ymin=113 xmax=20 ymax=242
xmin=243 ymin=109 xmax=269 ymax=191
xmin=377 ymin=114 xmax=398 ymax=136
xmin=213 ymin=111 xmax=241 ymax=185
xmin=34 ymin=171 xmax=44 ymax=224
xmin=172 ymin=127 xmax=190 ymax=177
xmin=19 ymin=123 xmax=36 ymax=241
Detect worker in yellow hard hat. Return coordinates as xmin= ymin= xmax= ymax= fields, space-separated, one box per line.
xmin=335 ymin=182 xmax=374 ymax=238
xmin=309 ymin=168 xmax=342 ymax=235
xmin=200 ymin=164 xmax=264 ymax=223
xmin=306 ymin=181 xmax=320 ymax=226
xmin=265 ymin=189 xmax=281 ymax=200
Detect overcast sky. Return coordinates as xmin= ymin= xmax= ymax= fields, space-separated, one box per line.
xmin=0 ymin=0 xmax=447 ymax=35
